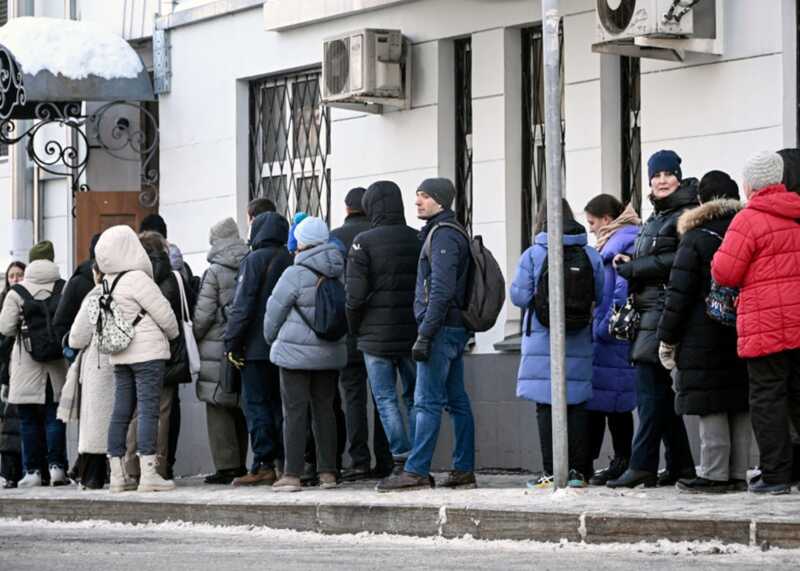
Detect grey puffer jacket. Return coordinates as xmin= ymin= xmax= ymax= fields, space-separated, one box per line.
xmin=264 ymin=242 xmax=347 ymax=371
xmin=194 ymin=223 xmax=249 ymax=406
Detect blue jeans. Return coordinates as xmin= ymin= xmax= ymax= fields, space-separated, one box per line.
xmin=17 ymin=381 xmax=67 ymax=473
xmin=108 ymin=360 xmax=165 ymax=457
xmin=405 ymin=327 xmax=474 ymax=476
xmin=363 ymin=353 xmax=416 ymax=460
xmin=241 ymin=360 xmax=283 ymax=471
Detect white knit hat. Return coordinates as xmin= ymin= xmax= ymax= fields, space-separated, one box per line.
xmin=743 ymin=151 xmax=784 ymax=191
xmin=294 ymin=216 xmax=329 ymax=248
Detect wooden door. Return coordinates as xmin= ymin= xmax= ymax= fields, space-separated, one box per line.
xmin=75 ymin=192 xmax=156 ymax=263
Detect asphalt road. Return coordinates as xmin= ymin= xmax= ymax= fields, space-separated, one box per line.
xmin=1 ymin=519 xmax=799 ymax=570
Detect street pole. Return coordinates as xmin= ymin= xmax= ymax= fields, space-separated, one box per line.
xmin=542 ymin=0 xmax=568 ymax=490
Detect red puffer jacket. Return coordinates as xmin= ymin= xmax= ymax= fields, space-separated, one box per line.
xmin=711 ymin=184 xmax=800 ymax=358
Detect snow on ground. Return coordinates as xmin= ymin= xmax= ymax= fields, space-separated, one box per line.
xmin=0 ymin=17 xmax=143 ymax=79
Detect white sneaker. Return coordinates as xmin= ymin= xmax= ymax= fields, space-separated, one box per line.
xmin=108 ymin=457 xmax=137 ymax=493
xmin=137 ymin=454 xmax=175 ymax=492
xmin=17 ymin=470 xmax=42 ymax=488
xmin=49 ymin=465 xmax=68 ymax=487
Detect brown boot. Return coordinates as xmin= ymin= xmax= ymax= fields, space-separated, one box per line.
xmin=232 ymin=466 xmax=276 ymax=487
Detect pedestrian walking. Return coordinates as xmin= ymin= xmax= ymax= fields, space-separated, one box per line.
xmin=583 ymin=195 xmax=639 ymax=485
xmin=0 ymin=261 xmax=25 ymax=488
xmin=711 ymin=151 xmax=800 ymax=495
xmin=264 ymin=217 xmax=347 ymax=492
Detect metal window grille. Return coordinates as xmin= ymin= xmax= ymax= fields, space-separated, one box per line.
xmin=249 ymin=69 xmax=331 ymax=223
xmin=620 ymin=56 xmax=642 ymax=214
xmin=454 ymin=38 xmax=473 ymax=234
xmin=521 ymin=24 xmax=565 ymax=251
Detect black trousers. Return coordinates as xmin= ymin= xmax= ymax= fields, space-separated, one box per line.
xmin=536 ymin=402 xmax=591 ymax=477
xmin=588 ymin=410 xmax=634 ymax=462
xmin=77 ymin=453 xmax=108 ymax=486
xmin=747 ymin=349 xmax=800 ymax=485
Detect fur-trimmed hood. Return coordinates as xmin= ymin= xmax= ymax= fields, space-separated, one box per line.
xmin=677 ymin=198 xmax=742 ymax=236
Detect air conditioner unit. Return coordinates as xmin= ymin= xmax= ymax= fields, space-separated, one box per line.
xmin=322 ymin=29 xmax=409 ymax=113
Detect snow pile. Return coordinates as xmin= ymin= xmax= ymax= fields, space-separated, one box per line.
xmin=0 ymin=17 xmax=143 ymax=80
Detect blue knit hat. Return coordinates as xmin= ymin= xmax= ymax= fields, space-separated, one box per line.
xmin=647 ymin=150 xmax=682 ymax=182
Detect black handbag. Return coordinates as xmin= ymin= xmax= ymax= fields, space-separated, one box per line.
xmin=608 ymin=296 xmax=640 ymax=341
xmin=219 ymin=356 xmax=241 ymax=397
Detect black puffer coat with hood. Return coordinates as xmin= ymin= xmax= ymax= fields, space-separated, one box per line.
xmin=346 ymin=181 xmax=422 ymax=357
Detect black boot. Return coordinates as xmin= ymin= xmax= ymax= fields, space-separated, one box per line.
xmin=589 ymin=457 xmax=628 ymax=486
xmin=340 ymin=465 xmax=373 ymax=482
xmin=658 ymin=467 xmax=696 ymax=487
xmin=606 ymin=468 xmax=657 ymax=489
xmin=204 ymin=467 xmax=247 ymax=485
xmin=676 ymin=477 xmax=733 ymax=494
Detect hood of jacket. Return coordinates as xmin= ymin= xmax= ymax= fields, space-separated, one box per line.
xmin=747 ymin=183 xmax=800 ymax=220
xmin=23 ymin=259 xmax=61 ymax=285
xmin=95 ymin=225 xmax=153 ymax=278
xmin=149 ymin=250 xmax=173 ymax=285
xmin=533 ymin=219 xmax=588 ymax=247
xmin=598 ymin=224 xmax=638 ymax=264
xmin=364 ymin=181 xmax=406 ymax=227
xmin=295 ymin=242 xmax=344 ymax=279
xmin=678 ymin=198 xmax=742 ymax=236
xmin=207 ymin=238 xmax=249 ymax=270
xmin=250 ymin=211 xmax=289 ymax=251
xmin=651 ymin=177 xmax=699 ymax=214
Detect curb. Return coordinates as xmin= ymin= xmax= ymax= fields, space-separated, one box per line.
xmin=2 ymin=497 xmax=799 ymax=548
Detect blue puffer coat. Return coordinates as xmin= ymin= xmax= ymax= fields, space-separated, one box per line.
xmin=586 ymin=224 xmax=638 ymax=413
xmin=511 ymin=221 xmax=604 ymax=405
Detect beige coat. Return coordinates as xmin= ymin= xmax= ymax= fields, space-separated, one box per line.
xmin=0 ymin=260 xmax=67 ymax=405
xmin=90 ymin=225 xmax=179 ymax=365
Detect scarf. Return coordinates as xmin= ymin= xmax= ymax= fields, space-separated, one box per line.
xmin=594 ymin=203 xmax=641 ymax=252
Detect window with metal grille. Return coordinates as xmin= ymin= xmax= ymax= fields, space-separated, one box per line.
xmin=454 ymin=38 xmax=473 ymax=234
xmin=521 ymin=24 xmax=564 ymax=251
xmin=620 ymin=56 xmax=641 ymax=214
xmin=249 ymin=70 xmax=331 ymax=223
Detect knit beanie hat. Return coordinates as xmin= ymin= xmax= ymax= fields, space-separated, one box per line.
xmin=29 ymin=240 xmax=55 ymax=262
xmin=287 ymin=212 xmax=310 ymax=254
xmin=140 ymin=213 xmax=168 ymax=239
xmin=209 ymin=217 xmax=240 ymax=244
xmin=698 ymin=170 xmax=740 ymax=203
xmin=345 ymin=187 xmax=366 ymax=211
xmin=743 ymin=151 xmax=784 ymax=192
xmin=647 ymin=150 xmax=683 ymax=182
xmin=418 ymin=178 xmax=456 ymax=210
xmin=294 ymin=216 xmax=329 ymax=248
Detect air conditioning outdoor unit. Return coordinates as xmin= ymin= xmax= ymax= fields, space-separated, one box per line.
xmin=322 ymin=29 xmax=410 ymax=114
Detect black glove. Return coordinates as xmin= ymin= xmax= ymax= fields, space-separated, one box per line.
xmin=616 ymin=261 xmax=633 ymax=280
xmin=412 ymin=335 xmax=432 ymax=362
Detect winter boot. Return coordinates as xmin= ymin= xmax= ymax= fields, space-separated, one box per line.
xmin=49 ymin=465 xmax=69 ymax=487
xmin=375 ymin=470 xmax=432 ymax=493
xmin=606 ymin=468 xmax=657 ymax=489
xmin=137 ymin=455 xmax=175 ymax=493
xmin=108 ymin=457 xmax=137 ymax=493
xmin=318 ymin=472 xmax=339 ymax=489
xmin=439 ymin=470 xmax=478 ymax=489
xmin=272 ymin=475 xmax=302 ymax=493
xmin=17 ymin=470 xmax=42 ymax=488
xmin=589 ymin=457 xmax=628 ymax=486
xmin=232 ymin=465 xmax=276 ymax=487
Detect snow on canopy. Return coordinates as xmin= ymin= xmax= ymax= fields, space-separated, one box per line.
xmin=0 ymin=17 xmax=143 ymax=80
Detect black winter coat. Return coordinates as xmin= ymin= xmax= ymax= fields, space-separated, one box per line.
xmin=617 ymin=179 xmax=698 ymax=365
xmin=0 ymin=330 xmax=19 ymax=454
xmin=657 ymin=199 xmax=749 ymax=415
xmin=331 ymin=212 xmax=372 ymax=365
xmin=150 ymin=250 xmax=190 ymax=386
xmin=224 ymin=212 xmax=292 ymax=360
xmin=346 ymin=182 xmax=421 ymax=357
xmin=53 ymin=259 xmax=95 ymax=341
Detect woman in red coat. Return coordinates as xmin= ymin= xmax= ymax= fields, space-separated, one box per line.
xmin=712 ymin=151 xmax=800 ymax=495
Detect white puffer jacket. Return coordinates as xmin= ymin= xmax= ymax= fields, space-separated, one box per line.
xmin=0 ymin=260 xmax=67 ymax=405
xmin=90 ymin=225 xmax=179 ymax=365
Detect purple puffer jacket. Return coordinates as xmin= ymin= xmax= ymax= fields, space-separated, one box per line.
xmin=586 ymin=224 xmax=638 ymax=413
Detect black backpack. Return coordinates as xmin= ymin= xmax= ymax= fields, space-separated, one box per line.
xmin=295 ymin=265 xmax=348 ymax=342
xmin=529 ymin=245 xmax=594 ymax=334
xmin=12 ymin=280 xmax=66 ymax=362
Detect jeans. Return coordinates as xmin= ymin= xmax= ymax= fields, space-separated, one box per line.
xmin=588 ymin=410 xmax=634 ymax=462
xmin=107 ymin=360 xmax=165 ymax=458
xmin=536 ymin=403 xmax=591 ymax=477
xmin=17 ymin=381 xmax=67 ymax=473
xmin=364 ymin=353 xmax=416 ymax=460
xmin=240 ymin=360 xmax=283 ymax=471
xmin=629 ymin=362 xmax=694 ymax=475
xmin=405 ymin=327 xmax=474 ymax=477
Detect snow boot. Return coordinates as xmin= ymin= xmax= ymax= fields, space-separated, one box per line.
xmin=49 ymin=465 xmax=69 ymax=487
xmin=108 ymin=457 xmax=137 ymax=493
xmin=17 ymin=470 xmax=42 ymax=488
xmin=136 ymin=454 xmax=175 ymax=493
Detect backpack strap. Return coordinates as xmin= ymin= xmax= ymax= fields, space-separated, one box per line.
xmin=10 ymin=283 xmax=33 ymax=304
xmin=107 ymin=271 xmax=130 ymax=294
xmin=423 ymin=222 xmax=470 ymax=260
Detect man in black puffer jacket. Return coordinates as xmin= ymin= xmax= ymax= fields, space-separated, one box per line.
xmin=657 ymin=171 xmax=750 ymax=494
xmin=609 ymin=150 xmax=697 ymax=489
xmin=225 ymin=212 xmax=292 ymax=486
xmin=346 ymin=181 xmax=420 ymax=475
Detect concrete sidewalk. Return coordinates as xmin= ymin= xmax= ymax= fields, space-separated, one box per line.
xmin=1 ymin=474 xmax=799 ymax=548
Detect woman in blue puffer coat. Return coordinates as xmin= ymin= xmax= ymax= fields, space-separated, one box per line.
xmin=583 ymin=195 xmax=640 ymax=486
xmin=511 ymin=199 xmax=604 ymax=488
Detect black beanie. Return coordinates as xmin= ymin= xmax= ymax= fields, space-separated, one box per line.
xmin=345 ymin=187 xmax=366 ymax=211
xmin=140 ymin=214 xmax=168 ymax=239
xmin=698 ymin=170 xmax=739 ymax=203
xmin=417 ymin=178 xmax=456 ymax=210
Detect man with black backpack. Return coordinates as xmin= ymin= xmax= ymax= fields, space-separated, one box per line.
xmin=377 ymin=178 xmax=477 ymax=492
xmin=0 ymin=241 xmax=68 ymax=487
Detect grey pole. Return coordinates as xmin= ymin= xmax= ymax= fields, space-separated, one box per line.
xmin=542 ymin=0 xmax=568 ymax=490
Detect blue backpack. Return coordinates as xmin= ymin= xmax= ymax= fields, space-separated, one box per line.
xmin=295 ymin=265 xmax=348 ymax=341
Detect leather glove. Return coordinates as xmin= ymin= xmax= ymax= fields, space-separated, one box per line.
xmin=226 ymin=351 xmax=245 ymax=370
xmin=412 ymin=335 xmax=432 ymax=362
xmin=0 ymin=385 xmax=8 ymax=404
xmin=658 ymin=341 xmax=677 ymax=371
xmin=615 ymin=261 xmax=633 ymax=280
